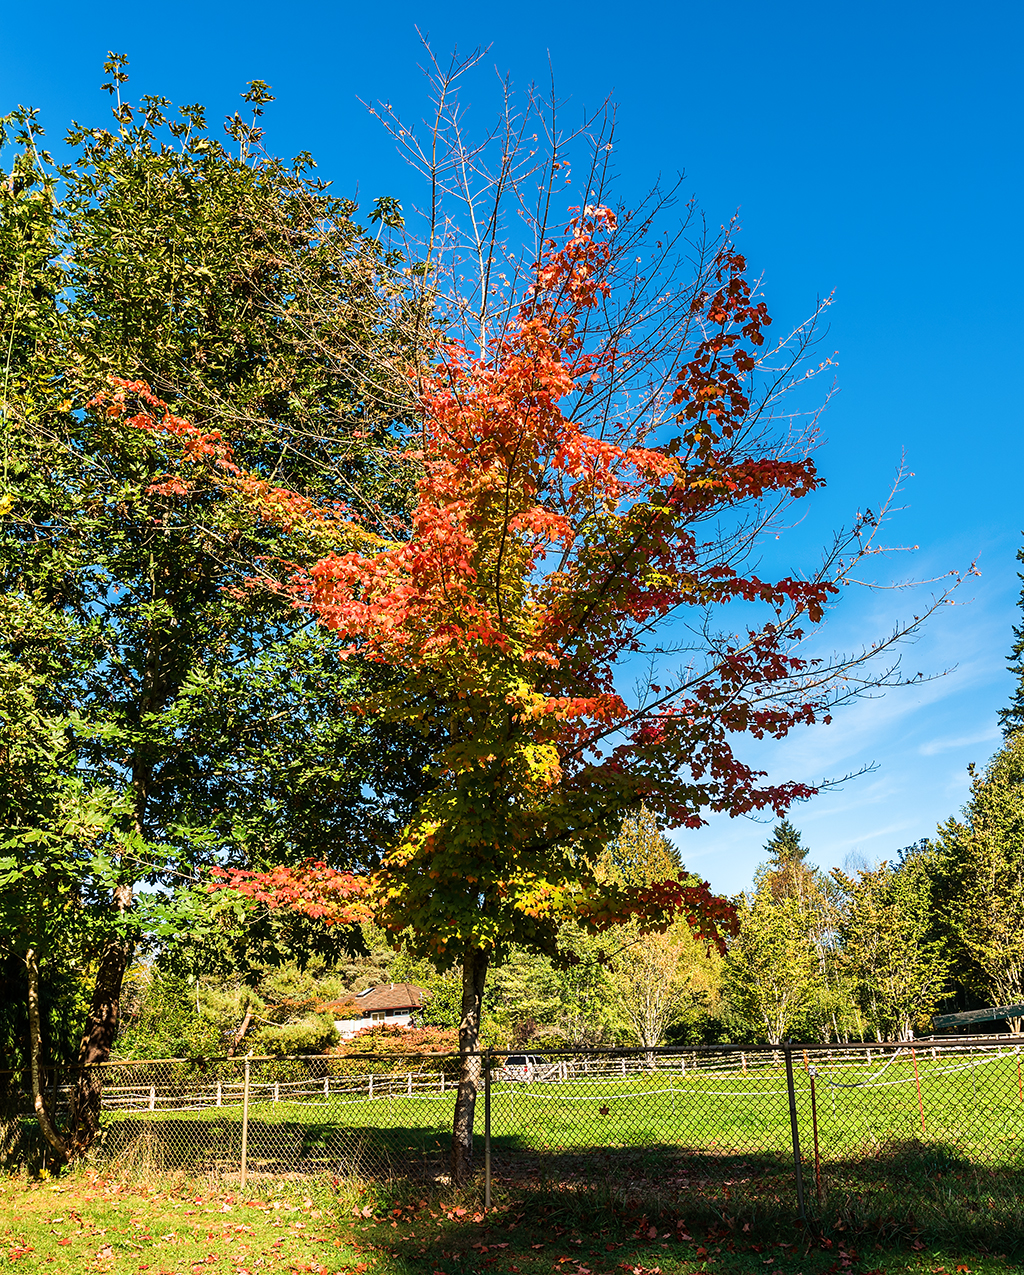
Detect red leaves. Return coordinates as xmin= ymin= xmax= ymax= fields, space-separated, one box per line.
xmin=90 ymin=379 xmax=360 ymax=537
xmin=574 ymin=875 xmax=737 ymax=951
xmin=209 ymin=862 xmax=371 ymax=926
xmin=633 ymin=878 xmax=739 ymax=951
xmin=112 ymin=208 xmax=845 ymax=964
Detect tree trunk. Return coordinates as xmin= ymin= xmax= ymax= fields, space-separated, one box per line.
xmin=25 ymin=947 xmax=69 ymax=1164
xmin=68 ymin=883 xmax=134 ymax=1152
xmin=451 ymin=945 xmax=489 ymax=1184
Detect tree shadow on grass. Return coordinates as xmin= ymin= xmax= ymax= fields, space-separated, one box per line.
xmin=97 ymin=1116 xmax=451 ymax=1180
xmin=489 ymin=1135 xmax=1024 ymax=1256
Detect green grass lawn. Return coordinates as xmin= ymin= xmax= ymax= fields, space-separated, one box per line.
xmin=0 ymin=1174 xmax=360 ymax=1273
xmin=100 ymin=1050 xmax=1024 ymax=1166
xmin=2 ymin=1171 xmax=1023 ymax=1275
xmin=10 ymin=1050 xmax=1024 ymax=1259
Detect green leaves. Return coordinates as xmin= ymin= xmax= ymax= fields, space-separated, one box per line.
xmin=0 ymin=66 xmax=420 ymax=1083
xmin=934 ymin=734 xmax=1024 ymax=1021
xmin=833 ymin=847 xmax=948 ymax=1041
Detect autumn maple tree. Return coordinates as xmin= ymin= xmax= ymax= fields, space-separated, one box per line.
xmin=113 ymin=190 xmax=930 ymax=1178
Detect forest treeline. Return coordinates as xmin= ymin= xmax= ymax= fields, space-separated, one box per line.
xmin=2 ymin=62 xmax=1023 ymax=1113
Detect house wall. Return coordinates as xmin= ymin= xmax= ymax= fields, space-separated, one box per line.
xmin=334 ymin=1010 xmax=415 ymax=1037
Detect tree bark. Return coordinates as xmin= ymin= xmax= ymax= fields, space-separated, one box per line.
xmin=26 ymin=947 xmax=69 ymax=1164
xmin=451 ymin=945 xmax=489 ymax=1184
xmin=68 ymin=882 xmax=134 ymax=1152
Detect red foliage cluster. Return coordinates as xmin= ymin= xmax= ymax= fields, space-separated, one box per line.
xmin=210 ymin=862 xmax=371 ymax=926
xmin=90 ymin=379 xmax=359 ymax=534
xmin=331 ymin=1024 xmax=459 ymax=1056
xmin=116 ymin=207 xmax=852 ymax=960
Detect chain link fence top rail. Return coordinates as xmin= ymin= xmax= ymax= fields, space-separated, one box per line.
xmin=3 ymin=1036 xmax=1023 ymax=1228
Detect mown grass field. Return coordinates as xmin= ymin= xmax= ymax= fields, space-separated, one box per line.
xmin=101 ymin=1050 xmax=1024 ymax=1169
xmin=2 ymin=1170 xmax=1023 ymax=1275
xmin=0 ymin=1175 xmax=359 ymax=1273
xmin=68 ymin=1049 xmax=1024 ymax=1257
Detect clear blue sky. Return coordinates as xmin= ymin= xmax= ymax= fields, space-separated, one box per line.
xmin=4 ymin=0 xmax=1022 ymax=891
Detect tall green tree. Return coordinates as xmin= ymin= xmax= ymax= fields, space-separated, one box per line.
xmin=0 ymin=591 xmax=128 ymax=1161
xmin=723 ymin=892 xmax=821 ymax=1045
xmin=0 ymin=61 xmax=421 ymax=1149
xmin=758 ymin=821 xmax=815 ymax=903
xmin=605 ymin=809 xmax=721 ymax=1051
xmin=934 ymin=735 xmax=1024 ymax=1032
xmin=833 ymin=844 xmax=948 ymax=1042
xmin=723 ymin=823 xmax=842 ymax=1044
xmin=999 ymin=534 xmax=1024 ymax=738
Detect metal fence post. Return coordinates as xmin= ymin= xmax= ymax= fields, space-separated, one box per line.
xmin=484 ymin=1048 xmax=492 ymax=1208
xmin=240 ymin=1053 xmax=251 ymax=1190
xmin=783 ymin=1041 xmax=807 ymax=1220
xmin=807 ymin=1066 xmax=822 ymax=1203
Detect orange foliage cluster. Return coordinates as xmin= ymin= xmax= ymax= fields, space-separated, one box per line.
xmin=210 ymin=862 xmax=372 ymax=926
xmin=116 ymin=208 xmax=848 ymax=959
xmin=90 ymin=379 xmax=362 ymax=535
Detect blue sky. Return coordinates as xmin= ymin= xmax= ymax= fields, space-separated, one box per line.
xmin=4 ymin=0 xmax=1022 ymax=891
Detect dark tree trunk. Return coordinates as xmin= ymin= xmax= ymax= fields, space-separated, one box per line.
xmin=68 ymin=883 xmax=134 ymax=1152
xmin=26 ymin=947 xmax=69 ymax=1164
xmin=69 ymin=731 xmax=148 ymax=1153
xmin=451 ymin=945 xmax=489 ymax=1184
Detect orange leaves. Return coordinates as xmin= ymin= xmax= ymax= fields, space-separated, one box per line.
xmin=92 ymin=379 xmax=241 ymax=477
xmin=111 ymin=206 xmax=841 ymax=967
xmin=209 ymin=863 xmax=372 ymax=926
xmin=91 ymin=380 xmax=365 ymax=539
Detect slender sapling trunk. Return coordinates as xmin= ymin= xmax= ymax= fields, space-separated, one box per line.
xmin=26 ymin=947 xmax=69 ymax=1164
xmin=451 ymin=945 xmax=489 ymax=1183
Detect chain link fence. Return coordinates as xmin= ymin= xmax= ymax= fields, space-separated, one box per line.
xmin=3 ymin=1037 xmax=1023 ymax=1229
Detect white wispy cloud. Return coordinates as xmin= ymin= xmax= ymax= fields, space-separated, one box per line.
xmin=919 ymin=728 xmax=1001 ymax=756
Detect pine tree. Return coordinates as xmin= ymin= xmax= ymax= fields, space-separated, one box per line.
xmin=934 ymin=733 xmax=1024 ymax=1032
xmin=999 ymin=535 xmax=1024 ymax=737
xmin=743 ymin=821 xmax=851 ymax=1040
xmin=758 ymin=821 xmax=815 ymax=904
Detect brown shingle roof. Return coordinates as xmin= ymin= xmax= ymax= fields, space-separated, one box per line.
xmin=323 ymin=982 xmax=427 ymax=1015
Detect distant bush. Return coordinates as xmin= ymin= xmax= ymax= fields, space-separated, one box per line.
xmin=332 ymin=1023 xmax=459 ymax=1056
xmin=252 ymin=1011 xmax=339 ymax=1056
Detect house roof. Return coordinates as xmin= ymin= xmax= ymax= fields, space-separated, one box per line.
xmin=323 ymin=982 xmax=427 ymax=1015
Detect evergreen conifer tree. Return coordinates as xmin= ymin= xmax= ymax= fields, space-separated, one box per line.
xmin=759 ymin=821 xmax=815 ymax=904
xmin=999 ymin=536 xmax=1024 ymax=737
